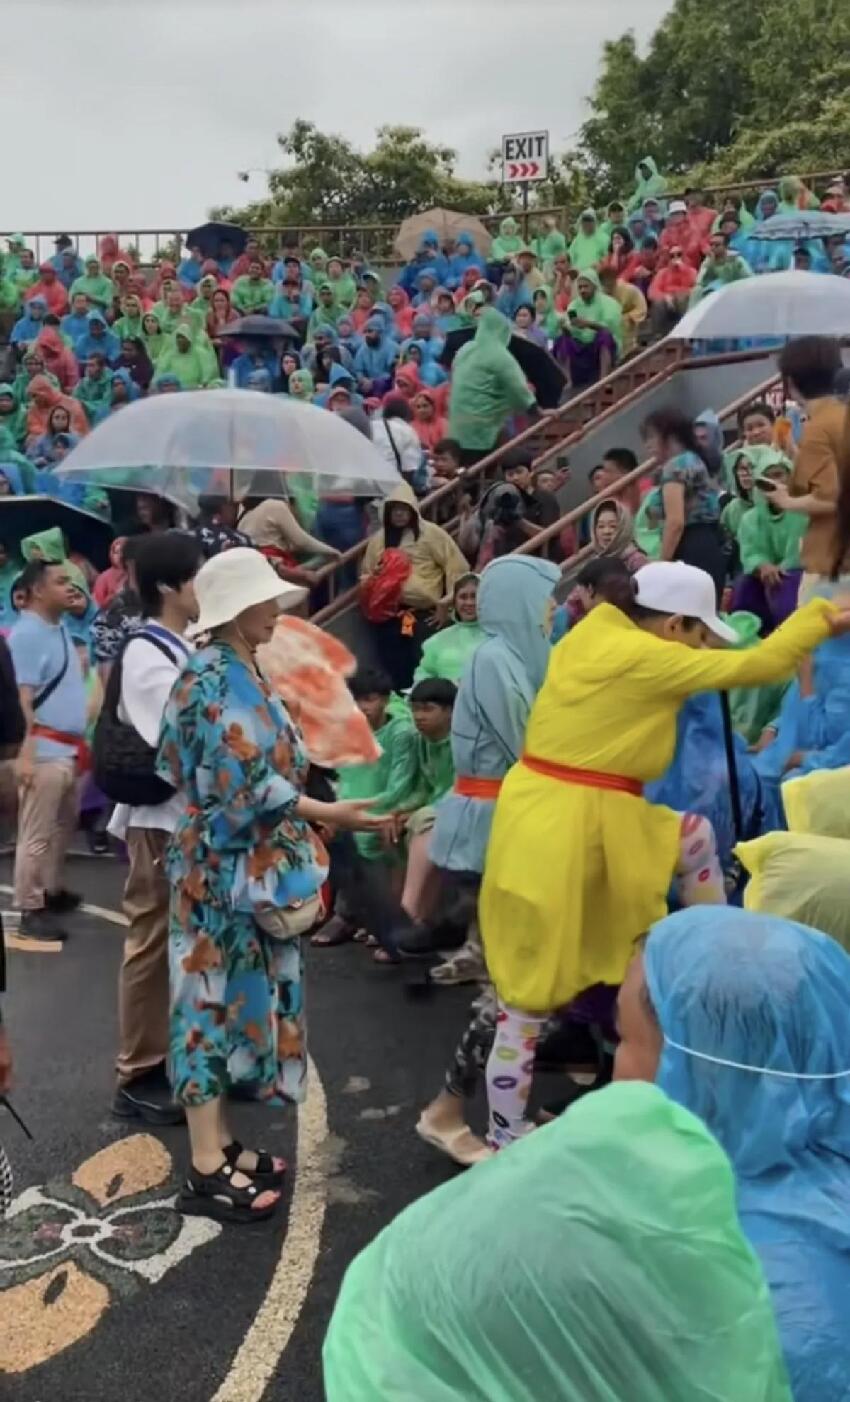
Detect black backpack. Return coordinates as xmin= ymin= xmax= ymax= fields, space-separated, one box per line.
xmin=93 ymin=628 xmax=187 ymax=806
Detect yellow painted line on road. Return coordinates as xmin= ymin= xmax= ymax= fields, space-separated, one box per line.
xmin=212 ymin=1056 xmax=330 ymax=1402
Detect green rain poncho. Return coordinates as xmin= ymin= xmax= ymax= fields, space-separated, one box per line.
xmin=151 ymin=296 xmax=205 ymax=337
xmin=154 ymin=323 xmax=216 ymax=389
xmin=306 ymin=283 xmax=341 ymax=341
xmin=566 ymin=269 xmax=624 ymax=353
xmin=778 ymin=175 xmax=820 ymax=214
xmin=568 ymin=208 xmax=610 ymax=271
xmin=74 ymin=366 xmax=114 ymax=426
xmin=0 ymin=384 xmax=27 ymax=447
xmin=324 ymin=1082 xmax=793 ymax=1402
xmin=326 ymin=262 xmax=358 ymax=311
xmin=69 ymin=262 xmax=115 ymax=310
xmin=490 ymin=216 xmax=524 ymax=262
xmin=413 ymin=577 xmax=485 ymax=683
xmin=21 ymin=526 xmax=67 ymax=562
xmin=287 ymin=368 xmax=315 ymax=401
xmin=724 ymin=609 xmax=791 ymax=744
xmin=338 ymin=696 xmax=418 ymax=859
xmin=720 ymin=449 xmax=754 ymax=537
xmin=447 ymin=307 xmax=535 ymax=452
xmin=532 ymin=284 xmax=560 ymax=339
xmin=230 ymin=273 xmax=275 ymax=315
xmin=305 ymin=247 xmax=328 ymax=285
xmin=112 ymin=307 xmax=146 ymax=342
xmin=737 ymin=448 xmax=806 ymax=574
xmin=532 ymin=219 xmax=567 ymax=261
xmin=0 ymin=426 xmax=37 ymax=492
xmin=142 ymin=313 xmax=166 ymax=364
xmin=627 ymin=155 xmax=668 ymax=213
xmin=0 ymin=261 xmax=20 ymax=315
xmin=635 ymin=484 xmax=664 ymax=558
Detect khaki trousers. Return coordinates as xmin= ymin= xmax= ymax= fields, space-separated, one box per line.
xmin=13 ymin=760 xmax=78 ymax=910
xmin=116 ymin=827 xmax=171 ymax=1085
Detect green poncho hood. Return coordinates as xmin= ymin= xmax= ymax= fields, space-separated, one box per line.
xmin=70 ymin=265 xmax=115 ymax=307
xmin=737 ymin=447 xmax=806 ymax=573
xmin=288 ymin=368 xmax=315 ymax=398
xmin=447 ymin=307 xmax=535 ymax=452
xmin=21 ymin=526 xmax=67 ymax=562
xmin=568 ymin=210 xmax=609 ymax=271
xmin=534 ymin=221 xmax=567 ymax=261
xmin=628 ymin=155 xmax=668 ymax=212
xmin=154 ymin=322 xmax=213 ymax=390
xmin=532 ymin=284 xmax=559 ymax=337
xmin=567 ymin=269 xmax=624 ymax=351
xmin=490 ymin=216 xmax=524 ymax=262
xmin=324 ymin=1082 xmax=793 ymax=1402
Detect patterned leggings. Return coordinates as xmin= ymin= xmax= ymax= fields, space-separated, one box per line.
xmin=485 ymin=811 xmax=726 ymax=1148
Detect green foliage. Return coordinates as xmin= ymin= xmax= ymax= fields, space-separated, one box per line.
xmin=213 ymin=121 xmax=507 ymax=235
xmin=577 ymin=0 xmax=850 ymax=197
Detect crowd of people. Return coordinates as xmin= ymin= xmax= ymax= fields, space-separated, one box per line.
xmin=2 ymin=166 xmax=850 ymax=1398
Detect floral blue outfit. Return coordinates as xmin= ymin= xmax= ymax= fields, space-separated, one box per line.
xmin=156 ymin=643 xmax=328 ymax=1108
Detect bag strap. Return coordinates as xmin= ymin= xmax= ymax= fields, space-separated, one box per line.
xmin=139 ymin=625 xmax=190 ymax=662
xmin=384 ymin=418 xmax=403 ymax=472
xmin=32 ymin=628 xmax=69 ymax=712
xmin=106 ymin=628 xmax=187 ymax=722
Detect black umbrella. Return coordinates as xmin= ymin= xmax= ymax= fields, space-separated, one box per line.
xmin=439 ymin=327 xmax=566 ymax=409
xmin=186 ymin=221 xmax=247 ymax=261
xmin=217 ymin=315 xmax=298 ymax=341
xmin=0 ymin=496 xmax=114 ymax=570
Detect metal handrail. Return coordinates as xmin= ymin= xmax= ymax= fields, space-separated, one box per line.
xmin=307 ymin=337 xmax=687 ymax=615
xmin=515 ymin=369 xmax=783 ymax=559
xmin=311 ymin=360 xmax=784 ymax=626
xmin=3 ymin=167 xmax=842 ymax=261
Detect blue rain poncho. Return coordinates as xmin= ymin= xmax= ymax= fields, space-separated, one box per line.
xmin=73 ymin=311 xmax=121 ymax=366
xmin=645 ymin=690 xmax=763 ymax=875
xmin=431 ymin=555 xmax=560 ymax=873
xmin=10 ymin=296 xmax=48 ymax=347
xmin=351 ymin=317 xmax=398 ymax=381
xmin=746 ymin=191 xmax=794 ymax=273
xmin=645 ymin=905 xmax=850 ymax=1402
xmin=446 ymin=231 xmax=487 ymax=290
xmin=753 ymin=629 xmax=850 ymax=823
xmin=324 ymin=1080 xmax=793 ymax=1402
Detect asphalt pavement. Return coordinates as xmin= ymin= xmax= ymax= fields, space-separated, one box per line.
xmin=0 ymin=852 xmax=479 ymax=1402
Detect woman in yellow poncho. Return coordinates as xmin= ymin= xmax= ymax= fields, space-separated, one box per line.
xmin=480 ymin=560 xmax=848 ymax=1148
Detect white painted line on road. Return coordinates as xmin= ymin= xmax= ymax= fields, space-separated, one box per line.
xmin=212 ymin=1055 xmax=330 ymax=1402
xmin=0 ymin=886 xmax=128 ymax=928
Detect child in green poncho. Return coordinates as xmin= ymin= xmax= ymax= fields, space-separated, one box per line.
xmin=728 ymin=448 xmax=806 ymax=632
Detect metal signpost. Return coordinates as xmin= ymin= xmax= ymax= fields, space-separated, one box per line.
xmin=501 ymin=130 xmax=550 ymax=213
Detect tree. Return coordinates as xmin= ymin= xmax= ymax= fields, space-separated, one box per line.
xmin=575 ymin=0 xmax=850 ymax=197
xmin=213 ymin=121 xmax=503 ymax=235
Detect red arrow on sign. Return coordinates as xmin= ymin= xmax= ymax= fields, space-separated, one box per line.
xmin=507 ymin=161 xmax=541 ymax=180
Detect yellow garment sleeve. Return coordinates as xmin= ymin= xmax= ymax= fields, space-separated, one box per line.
xmin=635 ymin=599 xmax=834 ymax=698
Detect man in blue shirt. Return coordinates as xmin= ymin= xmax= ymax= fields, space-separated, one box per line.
xmin=8 ymin=559 xmax=87 ymax=944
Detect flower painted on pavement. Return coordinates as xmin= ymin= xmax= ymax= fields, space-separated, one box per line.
xmin=0 ymin=1134 xmax=220 ymax=1374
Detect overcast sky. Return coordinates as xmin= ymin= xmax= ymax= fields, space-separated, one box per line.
xmin=3 ymin=0 xmax=670 ymax=235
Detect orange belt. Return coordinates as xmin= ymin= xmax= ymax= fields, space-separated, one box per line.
xmin=521 ymin=753 xmax=643 ymax=797
xmin=454 ymin=775 xmax=503 ymax=800
xmin=31 ymin=724 xmax=91 ymax=773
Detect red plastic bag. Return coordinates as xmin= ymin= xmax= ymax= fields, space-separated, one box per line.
xmin=359 ymin=548 xmax=412 ymax=622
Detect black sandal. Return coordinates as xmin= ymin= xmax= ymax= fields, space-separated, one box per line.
xmin=223 ymin=1139 xmax=287 ymax=1187
xmin=178 ymin=1162 xmax=280 ymax=1223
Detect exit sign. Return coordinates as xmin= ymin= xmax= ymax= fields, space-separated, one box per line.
xmin=502 ymin=130 xmax=549 ymax=183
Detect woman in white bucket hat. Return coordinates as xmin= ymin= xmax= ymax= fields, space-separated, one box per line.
xmin=156 ymin=549 xmax=383 ymax=1224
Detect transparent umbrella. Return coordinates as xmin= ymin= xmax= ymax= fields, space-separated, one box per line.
xmin=749 ymin=211 xmax=850 ymax=242
xmin=54 ymin=389 xmax=398 ymax=512
xmin=670 ymin=270 xmax=850 ymax=340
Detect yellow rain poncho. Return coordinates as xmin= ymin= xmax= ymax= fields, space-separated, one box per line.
xmin=324 ymin=1082 xmax=792 ymax=1402
xmin=480 ymin=598 xmax=833 ymax=1011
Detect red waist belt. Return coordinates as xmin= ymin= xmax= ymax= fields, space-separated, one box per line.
xmin=454 ymin=775 xmax=503 ymax=800
xmin=520 ymin=753 xmax=643 ymax=797
xmin=31 ymin=724 xmax=90 ymax=773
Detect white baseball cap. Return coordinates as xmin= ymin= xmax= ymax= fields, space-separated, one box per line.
xmin=632 ymin=562 xmax=738 ymax=643
xmin=668 ymin=200 xmax=688 ymax=215
xmin=186 ymin=547 xmax=306 ymax=637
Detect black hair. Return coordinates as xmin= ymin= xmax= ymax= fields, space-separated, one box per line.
xmin=778 ymin=336 xmax=843 ymax=400
xmin=502 ymin=445 xmax=533 ymax=473
xmin=575 ymin=557 xmax=631 ymax=594
xmin=120 ymin=533 xmax=147 ymax=564
xmin=433 ymin=437 xmax=461 ymax=461
xmin=383 ymin=496 xmax=420 ymax=546
xmin=409 ymin=678 xmax=457 ymax=708
xmin=196 ymin=494 xmax=227 ymax=519
xmin=608 ymin=226 xmax=634 ymax=255
xmin=589 ymin=463 xmax=607 ymax=483
xmin=349 ymin=666 xmax=392 ymax=700
xmin=134 ymin=531 xmax=202 ymax=617
xmin=383 ymin=396 xmax=413 ymax=423
xmin=43 ymin=313 xmax=61 ymax=327
xmin=710 ymin=231 xmax=729 ymax=246
xmin=602 ymin=447 xmax=638 ymax=474
xmin=739 ymin=400 xmax=775 ymax=428
xmin=17 ymin=558 xmax=56 ymax=592
xmin=641 ymin=407 xmax=711 ymax=471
